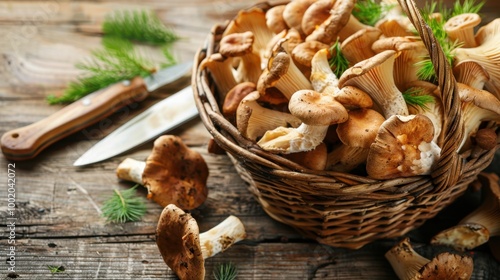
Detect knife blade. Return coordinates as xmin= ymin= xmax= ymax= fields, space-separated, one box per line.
xmin=73 ymin=86 xmax=198 ymax=166
xmin=0 ymin=61 xmax=192 ymax=161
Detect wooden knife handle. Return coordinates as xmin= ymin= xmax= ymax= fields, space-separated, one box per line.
xmin=1 ymin=77 xmax=149 ymax=161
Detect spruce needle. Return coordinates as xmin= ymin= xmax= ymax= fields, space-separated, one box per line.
xmin=328 ymin=38 xmax=349 ymax=78
xmin=402 ymin=87 xmax=434 ymax=110
xmin=103 ymin=10 xmax=179 ymax=45
xmin=213 ymin=263 xmax=238 ymax=280
xmin=352 ymin=0 xmax=394 ymax=26
xmin=101 ymin=185 xmax=147 ymax=223
xmin=47 ymin=265 xmax=65 ymax=274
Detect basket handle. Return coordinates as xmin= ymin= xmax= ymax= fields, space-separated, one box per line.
xmin=397 ymin=0 xmax=464 ymax=190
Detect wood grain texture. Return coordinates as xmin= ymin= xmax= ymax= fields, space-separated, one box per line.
xmin=0 ymin=0 xmax=499 ymax=279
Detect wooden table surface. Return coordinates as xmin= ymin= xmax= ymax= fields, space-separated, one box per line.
xmin=0 ymin=0 xmax=499 ymax=279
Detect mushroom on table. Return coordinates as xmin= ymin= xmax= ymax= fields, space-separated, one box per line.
xmin=116 ymin=135 xmax=209 ymax=210
xmin=156 ymin=204 xmax=246 ymax=280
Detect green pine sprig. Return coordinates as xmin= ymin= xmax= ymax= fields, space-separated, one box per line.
xmin=102 ymin=10 xmax=179 ymax=45
xmin=352 ymin=0 xmax=395 ymax=26
xmin=47 ymin=265 xmax=65 ymax=274
xmin=213 ymin=263 xmax=238 ymax=280
xmin=47 ymin=37 xmax=160 ymax=104
xmin=403 ymin=87 xmax=435 ymax=110
xmin=417 ymin=0 xmax=484 ymax=82
xmin=101 ymin=185 xmax=147 ymax=223
xmin=328 ymin=38 xmax=349 ymax=78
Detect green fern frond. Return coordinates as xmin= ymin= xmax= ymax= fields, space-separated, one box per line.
xmin=103 ymin=10 xmax=179 ymax=45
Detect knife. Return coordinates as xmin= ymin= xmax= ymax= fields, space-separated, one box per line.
xmin=73 ymin=86 xmax=198 ymax=166
xmin=0 ymin=61 xmax=193 ymax=161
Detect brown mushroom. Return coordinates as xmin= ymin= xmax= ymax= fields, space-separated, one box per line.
xmin=265 ymin=5 xmax=288 ymax=34
xmin=223 ymin=82 xmax=256 ymax=124
xmin=326 ymin=108 xmax=385 ymax=172
xmin=431 ymin=172 xmax=500 ymax=251
xmin=236 ymin=91 xmax=301 ymax=141
xmin=257 ymin=89 xmax=348 ymax=153
xmin=340 ymin=27 xmax=382 ymax=65
xmin=338 ymin=50 xmax=409 ymax=118
xmin=452 ymin=60 xmax=490 ymax=90
xmin=301 ymin=0 xmax=335 ymax=36
xmin=366 ymin=114 xmax=441 ymax=180
xmin=283 ymin=0 xmax=318 ymax=36
xmin=156 ymin=204 xmax=246 ymax=280
xmin=385 ymin=238 xmax=474 ymax=280
xmin=116 ymin=135 xmax=209 ymax=210
xmin=218 ymin=31 xmax=262 ymax=84
xmin=305 ymin=0 xmax=355 ymax=45
xmin=444 ymin=13 xmax=481 ymax=48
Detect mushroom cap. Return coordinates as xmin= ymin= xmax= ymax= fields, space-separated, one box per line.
xmin=219 ymin=31 xmax=254 ymax=57
xmin=444 ymin=13 xmax=481 ymax=33
xmin=288 ymin=89 xmax=348 ymax=126
xmin=305 ymin=0 xmax=355 ymax=44
xmin=474 ymin=128 xmax=498 ymax=150
xmin=419 ymin=252 xmax=473 ymax=280
xmin=366 ymin=114 xmax=440 ymax=179
xmin=301 ymin=0 xmax=335 ymax=36
xmin=156 ymin=204 xmax=204 ymax=280
xmin=223 ymin=82 xmax=256 ymax=122
xmin=291 ymin=40 xmax=330 ymax=68
xmin=333 ymin=86 xmax=373 ymax=110
xmin=282 ymin=0 xmax=317 ymax=35
xmin=142 ymin=135 xmax=209 ymax=210
xmin=257 ymin=51 xmax=290 ymax=94
xmin=265 ymin=5 xmax=288 ymax=34
xmin=336 ymin=109 xmax=385 ymax=148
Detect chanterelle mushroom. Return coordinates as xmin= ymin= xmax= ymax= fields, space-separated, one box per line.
xmin=338 ymin=50 xmax=409 ymax=118
xmin=366 ymin=114 xmax=441 ymax=180
xmin=444 ymin=13 xmax=481 ymax=48
xmin=258 ymin=89 xmax=348 ymax=153
xmin=156 ymin=204 xmax=246 ymax=280
xmin=116 ymin=135 xmax=209 ymax=210
xmin=431 ymin=172 xmax=500 ymax=251
xmin=385 ymin=238 xmax=473 ymax=280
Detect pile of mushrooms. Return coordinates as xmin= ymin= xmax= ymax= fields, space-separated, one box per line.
xmin=199 ymin=0 xmax=500 ymax=178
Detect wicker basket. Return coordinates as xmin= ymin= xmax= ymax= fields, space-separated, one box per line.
xmin=192 ymin=0 xmax=499 ymax=249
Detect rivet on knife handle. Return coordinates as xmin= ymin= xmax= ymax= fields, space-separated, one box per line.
xmin=1 ymin=77 xmax=149 ymax=161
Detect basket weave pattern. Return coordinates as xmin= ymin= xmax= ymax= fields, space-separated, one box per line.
xmin=193 ymin=0 xmax=499 ymax=249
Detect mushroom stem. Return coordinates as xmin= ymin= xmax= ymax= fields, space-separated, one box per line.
xmin=116 ymin=158 xmax=145 ymax=185
xmin=431 ymin=172 xmax=500 ymax=251
xmin=199 ymin=215 xmax=247 ymax=259
xmin=385 ymin=238 xmax=474 ymax=280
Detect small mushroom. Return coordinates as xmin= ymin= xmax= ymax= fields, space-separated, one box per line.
xmin=258 ymin=89 xmax=348 ymax=153
xmin=291 ymin=40 xmax=330 ymax=70
xmin=236 ymin=91 xmax=301 ymax=141
xmin=431 ymin=172 xmax=500 ymax=251
xmin=283 ymin=142 xmax=328 ymax=170
xmin=474 ymin=128 xmax=498 ymax=150
xmin=457 ymin=83 xmax=500 ymax=152
xmin=309 ymin=48 xmax=340 ymax=93
xmin=301 ymin=0 xmax=335 ymax=36
xmin=257 ymin=39 xmax=313 ymax=99
xmin=452 ymin=60 xmax=490 ymax=90
xmin=283 ymin=0 xmax=318 ymax=36
xmin=340 ymin=27 xmax=382 ymax=65
xmin=199 ymin=53 xmax=238 ymax=101
xmin=326 ymin=108 xmax=385 ymax=172
xmin=337 ymin=14 xmax=372 ymax=42
xmin=338 ymin=50 xmax=409 ymax=118
xmin=385 ymin=237 xmax=474 ymax=280
xmin=156 ymin=204 xmax=246 ymax=280
xmin=218 ymin=31 xmax=262 ymax=84
xmin=444 ymin=13 xmax=481 ymax=48
xmin=305 ymin=0 xmax=355 ymax=45
xmin=453 ymin=25 xmax=500 ymax=99
xmin=366 ymin=114 xmax=441 ymax=180
xmin=265 ymin=5 xmax=288 ymax=34
xmin=222 ymin=82 xmax=256 ymax=124
xmin=116 ymin=135 xmax=209 ymax=210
